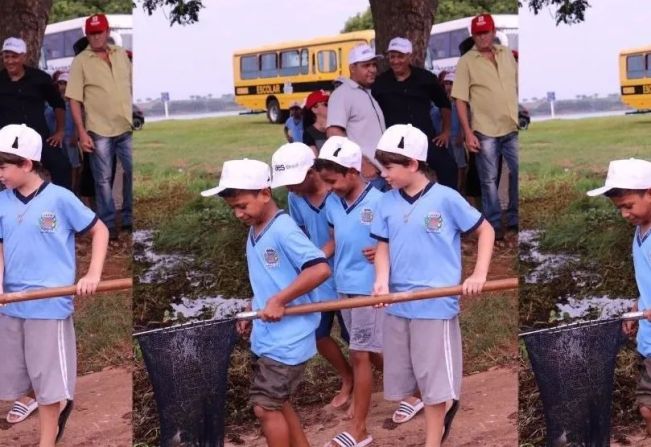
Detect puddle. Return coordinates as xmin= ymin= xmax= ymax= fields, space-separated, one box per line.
xmin=520 ymin=230 xmax=634 ymax=321
xmin=134 ymin=229 xmax=250 ymax=321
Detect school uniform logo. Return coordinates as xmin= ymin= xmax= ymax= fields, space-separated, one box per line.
xmin=424 ymin=212 xmax=443 ymax=233
xmin=263 ymin=248 xmax=280 ymax=268
xmin=39 ymin=212 xmax=57 ymax=232
xmin=360 ymin=208 xmax=374 ymax=225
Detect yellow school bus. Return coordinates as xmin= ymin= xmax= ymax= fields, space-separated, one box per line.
xmin=620 ymin=45 xmax=651 ymax=111
xmin=233 ymin=31 xmax=375 ymax=123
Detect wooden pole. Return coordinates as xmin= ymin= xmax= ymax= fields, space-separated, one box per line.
xmin=236 ymin=277 xmax=518 ymax=320
xmin=0 ymin=278 xmax=133 ymax=305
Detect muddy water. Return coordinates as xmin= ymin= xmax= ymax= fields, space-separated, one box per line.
xmin=520 ymin=229 xmax=635 ymax=321
xmin=134 ymin=230 xmax=249 ymax=321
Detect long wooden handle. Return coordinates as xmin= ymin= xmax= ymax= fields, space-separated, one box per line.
xmin=0 ymin=278 xmax=133 ymax=305
xmin=236 ymin=277 xmax=518 ymax=320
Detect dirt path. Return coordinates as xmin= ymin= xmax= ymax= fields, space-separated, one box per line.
xmin=0 ymin=365 xmax=132 ymax=446
xmin=226 ymin=366 xmax=517 ymax=447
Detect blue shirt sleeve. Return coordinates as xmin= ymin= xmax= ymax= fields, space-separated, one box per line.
xmin=446 ymin=189 xmax=483 ymax=233
xmin=60 ymin=189 xmax=98 ymax=233
xmin=287 ymin=194 xmax=305 ymax=230
xmin=277 ymin=218 xmax=327 ymax=271
xmin=370 ymin=195 xmax=389 ymax=242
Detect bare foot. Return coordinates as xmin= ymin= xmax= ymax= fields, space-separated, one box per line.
xmin=640 ymin=405 xmax=651 ymax=435
xmin=344 ymin=397 xmax=355 ymax=420
xmin=330 ymin=379 xmax=353 ymax=409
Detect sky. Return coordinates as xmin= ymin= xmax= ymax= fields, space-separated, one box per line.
xmin=133 ymin=0 xmax=368 ymax=101
xmin=519 ymin=0 xmax=650 ymax=101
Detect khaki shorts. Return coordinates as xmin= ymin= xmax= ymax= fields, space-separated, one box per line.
xmin=383 ymin=314 xmax=462 ymax=405
xmin=636 ymin=356 xmax=651 ymax=408
xmin=249 ymin=355 xmax=306 ymax=410
xmin=0 ymin=314 xmax=76 ymax=405
xmin=340 ymin=294 xmax=384 ymax=353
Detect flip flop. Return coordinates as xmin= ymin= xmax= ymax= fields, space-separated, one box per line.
xmin=6 ymin=399 xmax=38 ymax=423
xmin=324 ymin=431 xmax=373 ymax=447
xmin=55 ymin=400 xmax=74 ymax=443
xmin=392 ymin=398 xmax=424 ymax=423
xmin=442 ymin=399 xmax=460 ymax=442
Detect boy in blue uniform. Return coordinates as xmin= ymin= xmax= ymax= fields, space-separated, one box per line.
xmin=371 ymin=124 xmax=494 ymax=446
xmin=201 ymin=158 xmax=330 ymax=447
xmin=315 ymin=136 xmax=384 ymax=447
xmin=0 ymin=124 xmax=109 ymax=446
xmin=588 ymin=158 xmax=651 ymax=434
xmin=270 ymin=142 xmax=354 ymax=409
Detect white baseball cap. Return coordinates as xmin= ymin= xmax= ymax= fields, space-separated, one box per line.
xmin=0 ymin=124 xmax=42 ymax=161
xmin=270 ymin=142 xmax=315 ymax=188
xmin=444 ymin=71 xmax=455 ymax=82
xmin=57 ymin=72 xmax=69 ymax=82
xmin=2 ymin=37 xmax=26 ymax=54
xmin=376 ymin=124 xmax=428 ymax=162
xmin=586 ymin=158 xmax=651 ymax=196
xmin=348 ymin=44 xmax=383 ymax=65
xmin=201 ymin=159 xmax=271 ymax=197
xmin=387 ymin=37 xmax=413 ymax=54
xmin=318 ymin=136 xmax=362 ymax=171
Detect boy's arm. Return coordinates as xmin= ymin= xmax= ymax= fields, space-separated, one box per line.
xmin=0 ymin=242 xmax=4 ymax=295
xmin=261 ymin=261 xmax=331 ymax=321
xmin=462 ymin=219 xmax=495 ymax=295
xmin=76 ymin=219 xmax=109 ymax=296
xmin=372 ymin=240 xmax=390 ymax=296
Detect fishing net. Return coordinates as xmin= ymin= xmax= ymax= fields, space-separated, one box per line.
xmin=522 ymin=319 xmax=626 ymax=447
xmin=135 ymin=319 xmax=238 ymax=447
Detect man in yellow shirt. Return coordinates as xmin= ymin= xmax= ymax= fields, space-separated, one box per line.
xmin=451 ymin=13 xmax=518 ymax=241
xmin=66 ymin=13 xmax=132 ymax=240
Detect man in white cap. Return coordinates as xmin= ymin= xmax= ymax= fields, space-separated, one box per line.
xmin=326 ymin=43 xmax=387 ymax=191
xmin=0 ymin=37 xmax=71 ymax=190
xmin=373 ymin=37 xmax=458 ymax=190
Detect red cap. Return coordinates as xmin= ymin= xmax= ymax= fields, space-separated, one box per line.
xmin=471 ymin=14 xmax=495 ymax=34
xmin=85 ymin=14 xmax=109 ymax=34
xmin=305 ymin=90 xmax=329 ymax=110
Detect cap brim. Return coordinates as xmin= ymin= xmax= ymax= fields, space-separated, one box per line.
xmin=200 ymin=185 xmax=226 ymax=197
xmin=271 ymin=167 xmax=310 ymax=189
xmin=586 ymin=185 xmax=611 ymax=197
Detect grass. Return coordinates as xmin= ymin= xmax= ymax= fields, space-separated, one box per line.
xmin=133 ymin=114 xmax=517 ymax=446
xmin=518 ymin=115 xmax=651 ymax=445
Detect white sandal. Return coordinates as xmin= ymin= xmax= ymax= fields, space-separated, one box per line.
xmin=392 ymin=398 xmax=424 ymax=423
xmin=6 ymin=399 xmax=38 ymax=423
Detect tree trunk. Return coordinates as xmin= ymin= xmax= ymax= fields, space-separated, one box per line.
xmin=369 ymin=0 xmax=437 ymax=70
xmin=0 ymin=0 xmax=53 ymax=69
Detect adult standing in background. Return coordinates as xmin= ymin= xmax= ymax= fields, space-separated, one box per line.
xmin=452 ymin=13 xmax=519 ymax=241
xmin=372 ymin=37 xmax=458 ymax=189
xmin=326 ymin=43 xmax=387 ymax=191
xmin=284 ymin=102 xmax=303 ymax=143
xmin=67 ymin=13 xmax=133 ymax=241
xmin=0 ymin=37 xmax=71 ymax=189
xmin=302 ymin=89 xmax=329 ymax=153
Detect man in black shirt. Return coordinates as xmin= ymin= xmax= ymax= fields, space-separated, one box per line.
xmin=372 ymin=37 xmax=458 ymax=189
xmin=0 ymin=37 xmax=71 ymax=189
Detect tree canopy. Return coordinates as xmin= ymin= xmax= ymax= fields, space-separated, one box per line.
xmin=50 ymin=0 xmax=131 ymax=23
xmin=524 ymin=0 xmax=590 ymax=24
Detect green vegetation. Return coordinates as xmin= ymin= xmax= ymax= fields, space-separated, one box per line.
xmin=519 ymin=115 xmax=651 ymax=443
xmin=50 ymin=0 xmax=132 ymax=23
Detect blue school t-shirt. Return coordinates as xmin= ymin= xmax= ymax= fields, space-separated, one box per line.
xmin=324 ymin=183 xmax=382 ymax=295
xmin=288 ymin=191 xmax=337 ymax=302
xmin=370 ymin=182 xmax=483 ymax=319
xmin=0 ymin=182 xmax=97 ymax=319
xmin=285 ymin=117 xmax=303 ymax=143
xmin=247 ymin=211 xmax=327 ymax=365
xmin=634 ymin=227 xmax=651 ymax=357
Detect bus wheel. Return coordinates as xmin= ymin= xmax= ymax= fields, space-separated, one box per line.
xmin=266 ymin=99 xmax=283 ymax=124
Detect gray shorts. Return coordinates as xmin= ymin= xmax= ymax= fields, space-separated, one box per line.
xmin=340 ymin=294 xmax=383 ymax=353
xmin=383 ymin=314 xmax=462 ymax=405
xmin=636 ymin=356 xmax=651 ymax=408
xmin=249 ymin=355 xmax=306 ymax=411
xmin=0 ymin=314 xmax=77 ymax=405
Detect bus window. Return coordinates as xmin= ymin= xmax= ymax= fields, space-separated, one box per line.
xmin=449 ymin=29 xmax=468 ymax=58
xmin=260 ymin=52 xmax=278 ymax=78
xmin=627 ymin=55 xmax=645 ymax=79
xmin=43 ymin=32 xmax=64 ymax=59
xmin=280 ymin=50 xmax=300 ymax=76
xmin=63 ymin=29 xmax=84 ymax=57
xmin=429 ymin=32 xmax=450 ymax=60
xmin=506 ymin=32 xmax=519 ymax=50
xmin=317 ymin=50 xmax=337 ymax=73
xmin=300 ymin=49 xmax=309 ymax=75
xmin=120 ymin=32 xmax=133 ymax=51
xmin=241 ymin=55 xmax=258 ymax=80
xmin=647 ymin=54 xmax=651 ymax=77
